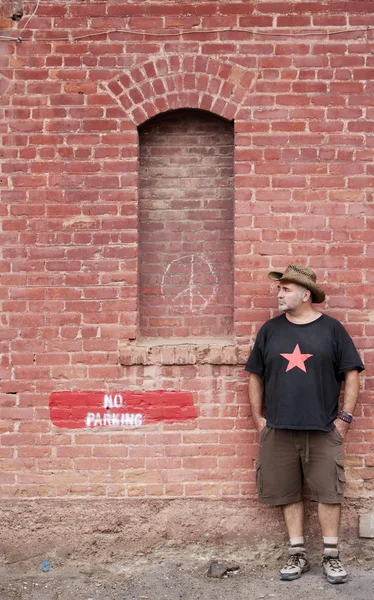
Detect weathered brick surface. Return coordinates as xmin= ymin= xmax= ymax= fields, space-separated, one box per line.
xmin=0 ymin=1 xmax=372 ymax=504
xmin=139 ymin=109 xmax=234 ymax=338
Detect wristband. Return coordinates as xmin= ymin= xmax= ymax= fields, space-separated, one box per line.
xmin=337 ymin=411 xmax=353 ymax=424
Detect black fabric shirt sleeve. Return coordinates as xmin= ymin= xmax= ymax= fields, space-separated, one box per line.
xmin=336 ymin=323 xmax=365 ymax=376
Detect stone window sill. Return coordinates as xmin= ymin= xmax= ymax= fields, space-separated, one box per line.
xmin=119 ymin=337 xmax=249 ymax=366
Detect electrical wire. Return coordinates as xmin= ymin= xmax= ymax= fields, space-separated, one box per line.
xmin=71 ymin=26 xmax=371 ymax=41
xmin=0 ymin=36 xmax=22 ymax=41
xmin=20 ymin=0 xmax=41 ymax=32
xmin=0 ymin=25 xmax=371 ymax=44
xmin=0 ymin=0 xmax=372 ymax=43
xmin=0 ymin=0 xmax=371 ymax=47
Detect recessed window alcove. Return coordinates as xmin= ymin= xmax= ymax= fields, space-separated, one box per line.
xmin=138 ymin=108 xmax=234 ymax=347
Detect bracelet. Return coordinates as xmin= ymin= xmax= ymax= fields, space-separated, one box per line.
xmin=337 ymin=411 xmax=353 ymax=424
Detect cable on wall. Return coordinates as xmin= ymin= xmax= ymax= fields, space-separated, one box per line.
xmin=0 ymin=24 xmax=372 ymax=44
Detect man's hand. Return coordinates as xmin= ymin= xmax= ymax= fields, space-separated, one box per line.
xmin=334 ymin=418 xmax=350 ymax=439
xmin=254 ymin=416 xmax=267 ymax=434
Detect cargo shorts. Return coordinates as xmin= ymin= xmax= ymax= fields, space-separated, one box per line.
xmin=256 ymin=426 xmax=346 ymax=506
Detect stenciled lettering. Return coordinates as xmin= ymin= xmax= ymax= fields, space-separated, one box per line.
xmin=103 ymin=393 xmax=124 ymax=409
xmin=86 ymin=411 xmax=143 ymax=428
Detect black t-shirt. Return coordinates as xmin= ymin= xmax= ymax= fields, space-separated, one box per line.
xmin=245 ymin=313 xmax=364 ymax=431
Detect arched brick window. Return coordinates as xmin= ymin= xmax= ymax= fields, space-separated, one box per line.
xmin=138 ymin=109 xmax=234 ymax=339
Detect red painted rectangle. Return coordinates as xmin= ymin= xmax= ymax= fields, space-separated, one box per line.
xmin=49 ymin=390 xmax=197 ymax=429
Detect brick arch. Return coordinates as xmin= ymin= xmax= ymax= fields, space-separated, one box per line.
xmin=105 ymin=55 xmax=255 ymax=125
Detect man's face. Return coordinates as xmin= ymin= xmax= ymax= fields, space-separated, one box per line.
xmin=277 ymin=281 xmax=309 ymax=312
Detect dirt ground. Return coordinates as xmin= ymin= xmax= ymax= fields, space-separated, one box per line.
xmin=1 ymin=500 xmax=373 ymax=599
xmin=1 ymin=549 xmax=373 ymax=600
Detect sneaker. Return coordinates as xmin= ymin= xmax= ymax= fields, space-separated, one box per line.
xmin=280 ymin=550 xmax=310 ymax=581
xmin=322 ymin=552 xmax=348 ymax=584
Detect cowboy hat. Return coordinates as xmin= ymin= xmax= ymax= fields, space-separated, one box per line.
xmin=268 ymin=264 xmax=325 ymax=303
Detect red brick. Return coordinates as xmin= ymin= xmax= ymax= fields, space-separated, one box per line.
xmin=276 ymin=95 xmax=310 ymax=106
xmin=330 ymin=82 xmax=364 ymax=94
xmin=292 ymin=81 xmax=327 ymax=94
xmin=313 ymin=43 xmax=348 ymax=55
xmin=239 ymin=15 xmax=274 ymax=27
xmin=313 ymin=15 xmax=347 ymax=26
xmin=277 ymin=15 xmax=311 ymax=26
xmin=0 ymin=1 xmax=372 ymax=504
xmin=256 ymin=2 xmax=294 ymax=13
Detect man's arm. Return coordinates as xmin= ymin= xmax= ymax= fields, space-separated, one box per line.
xmin=334 ymin=369 xmax=361 ymax=438
xmin=248 ymin=372 xmax=266 ymax=433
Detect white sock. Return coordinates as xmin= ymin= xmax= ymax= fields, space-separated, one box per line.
xmin=290 ymin=536 xmax=305 ymax=546
xmin=289 ymin=536 xmax=305 ymax=552
xmin=323 ymin=536 xmax=338 ymax=556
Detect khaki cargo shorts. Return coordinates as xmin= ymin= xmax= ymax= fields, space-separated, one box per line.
xmin=256 ymin=426 xmax=346 ymax=506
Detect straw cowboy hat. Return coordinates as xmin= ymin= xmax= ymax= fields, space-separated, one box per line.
xmin=268 ymin=264 xmax=326 ymax=303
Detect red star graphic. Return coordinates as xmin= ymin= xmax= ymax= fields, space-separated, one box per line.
xmin=280 ymin=344 xmax=313 ymax=373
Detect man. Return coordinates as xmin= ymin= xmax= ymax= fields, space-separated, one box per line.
xmin=245 ymin=264 xmax=364 ymax=584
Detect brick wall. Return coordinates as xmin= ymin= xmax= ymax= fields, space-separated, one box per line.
xmin=0 ymin=0 xmax=373 ymax=548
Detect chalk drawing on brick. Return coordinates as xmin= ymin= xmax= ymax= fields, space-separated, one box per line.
xmin=161 ymin=254 xmax=218 ymax=314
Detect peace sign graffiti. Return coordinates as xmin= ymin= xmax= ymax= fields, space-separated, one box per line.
xmin=161 ymin=254 xmax=218 ymax=314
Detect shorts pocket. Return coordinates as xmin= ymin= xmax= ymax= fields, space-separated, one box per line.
xmin=335 ymin=460 xmax=346 ymax=495
xmin=256 ymin=461 xmax=263 ymax=495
